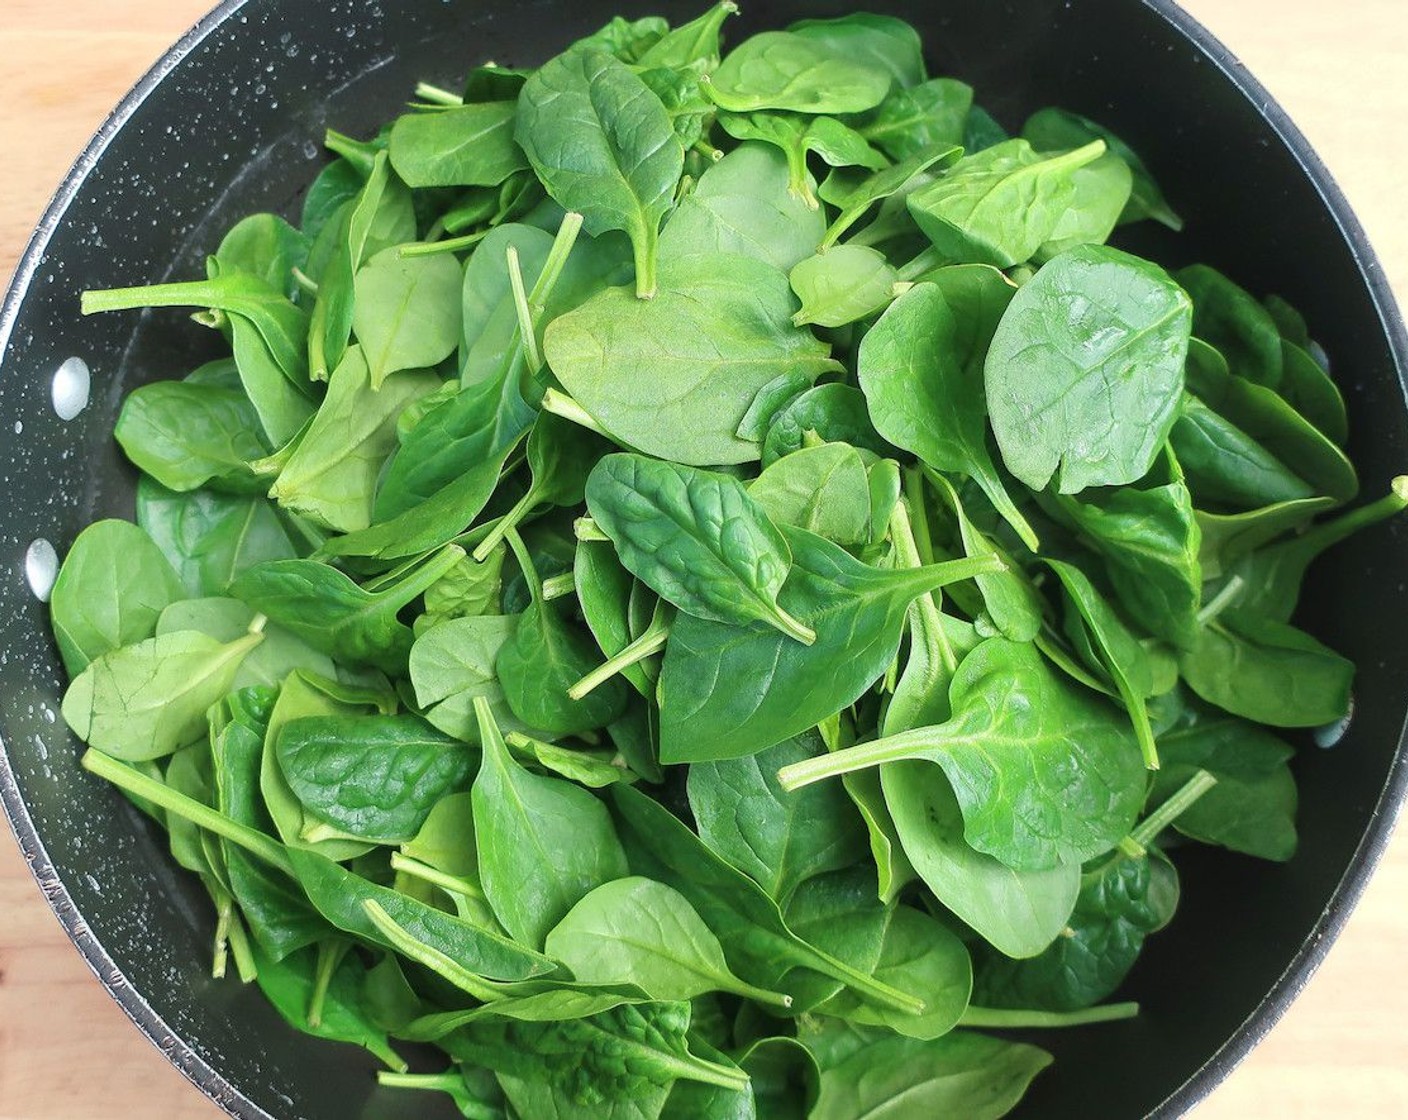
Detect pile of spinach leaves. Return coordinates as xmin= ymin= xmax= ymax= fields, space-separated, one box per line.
xmin=59 ymin=6 xmax=1405 ymax=1118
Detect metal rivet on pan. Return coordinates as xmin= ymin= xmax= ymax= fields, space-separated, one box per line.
xmin=25 ymin=538 xmax=59 ymax=602
xmin=52 ymin=356 xmax=91 ymax=420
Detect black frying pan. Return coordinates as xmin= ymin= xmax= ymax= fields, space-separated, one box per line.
xmin=2 ymin=2 xmax=1406 ymax=1117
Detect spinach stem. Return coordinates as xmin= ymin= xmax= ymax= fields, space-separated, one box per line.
xmin=633 ymin=221 xmax=660 ymax=300
xmin=528 ymin=211 xmax=585 ymax=312
xmin=805 ymin=944 xmax=926 ymax=1016
xmin=573 ymin=516 xmax=610 ymax=543
xmin=890 ymin=496 xmax=956 ymax=673
xmin=226 ymin=910 xmax=258 ymax=983
xmin=777 ymin=726 xmax=932 ymax=790
xmin=503 ymin=527 xmax=542 ymax=604
xmin=247 ymin=612 xmax=268 ymax=635
xmin=390 ymin=852 xmax=488 ymax=903
xmin=541 ymin=572 xmax=577 ymax=601
xmin=81 ymin=749 xmax=294 ymax=876
xmin=308 ymin=938 xmax=349 ymax=1029
xmin=1033 ymin=630 xmax=1111 ymax=696
xmin=1197 ymin=575 xmax=1245 ymax=626
xmin=1130 ymin=769 xmax=1217 ymax=849
xmin=377 ymin=1070 xmax=463 ymax=1092
xmin=568 ymin=618 xmax=670 ymax=700
xmin=959 ymin=1001 xmax=1140 ymax=1029
xmin=362 ymin=900 xmax=504 ymax=1003
xmin=770 ymin=605 xmax=818 ymax=646
xmin=902 ymin=469 xmax=937 ymax=564
xmin=896 ymin=245 xmax=943 ymax=282
xmin=399 ymin=228 xmax=491 ymax=257
xmin=291 ymin=267 xmax=319 ymax=297
xmin=82 ymin=278 xmax=230 ymax=316
xmin=505 ymin=246 xmax=542 ymax=373
xmin=414 ymin=81 xmax=464 ymax=107
xmin=1290 ymin=476 xmax=1408 ymax=555
xmin=471 ymin=483 xmax=542 ymax=563
xmin=212 ymin=890 xmax=232 ymax=980
xmin=541 ymin=388 xmax=611 ymax=439
xmin=655 ymin=1050 xmax=751 ymax=1093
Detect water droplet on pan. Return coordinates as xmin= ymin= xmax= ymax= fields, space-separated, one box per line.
xmin=52 ymin=356 xmax=91 ymax=420
xmin=25 ymin=538 xmax=59 ymax=602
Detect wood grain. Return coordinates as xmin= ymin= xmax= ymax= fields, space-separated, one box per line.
xmin=1 ymin=1 xmax=1405 ymax=1117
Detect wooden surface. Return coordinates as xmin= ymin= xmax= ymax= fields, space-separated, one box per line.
xmin=1 ymin=1 xmax=1406 ymax=1117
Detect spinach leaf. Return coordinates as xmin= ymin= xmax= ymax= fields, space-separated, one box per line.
xmin=472 ymin=411 xmax=611 ymax=561
xmin=230 ymin=545 xmax=465 ymax=673
xmin=1050 ymin=469 xmax=1202 ymax=649
xmin=659 ymin=142 xmax=826 ymax=271
xmin=1177 ymin=264 xmax=1284 ymax=388
xmin=388 ymin=102 xmax=527 ymax=188
xmin=807 ymin=1022 xmax=1052 ymax=1120
xmin=658 ymin=526 xmax=1001 ymax=763
xmin=215 ymin=212 xmax=310 ymax=297
xmin=636 ymin=1 xmax=737 ymax=70
xmin=451 ymin=1001 xmax=748 ymax=1112
xmin=1196 ymin=496 xmax=1335 ymax=579
xmin=251 ymin=944 xmax=406 ymax=1071
xmin=817 ymin=904 xmax=971 ymax=1039
xmin=545 ymin=252 xmax=840 ymax=465
xmin=859 ymin=280 xmax=1038 ymax=551
xmin=352 ymin=247 xmax=464 ymax=387
xmin=748 ymin=442 xmax=875 ymax=547
xmin=497 ymin=533 xmax=629 ymax=735
xmin=717 ymin=112 xmax=886 ymax=208
xmin=1022 ymin=106 xmax=1182 ymax=230
xmin=705 ymin=32 xmax=892 ymax=116
xmin=62 ymin=629 xmax=263 ymax=761
xmin=881 ymin=762 xmax=1079 ymax=958
xmin=906 ymin=139 xmax=1105 ymax=267
xmin=789 ymin=13 xmax=926 ymax=89
xmin=308 ymin=151 xmax=416 ymax=380
xmin=926 ymin=471 xmax=1044 ymax=642
xmin=1223 ymin=477 xmax=1408 ymax=621
xmin=761 ymin=383 xmax=890 ymax=467
xmin=1279 ymin=337 xmax=1348 ymax=445
xmin=155 ymin=597 xmax=335 ymax=688
xmin=974 ymin=850 xmax=1178 ymax=1012
xmin=687 ymin=731 xmax=866 ymax=907
xmin=545 ymin=876 xmax=792 ymax=1006
xmin=780 ymin=638 xmax=1145 ymax=871
xmin=270 ymin=345 xmax=440 ymax=532
xmin=820 ymin=142 xmax=961 ymax=250
xmin=574 ymin=540 xmax=659 ymax=698
xmin=49 ymin=519 xmax=186 ymax=677
xmin=789 ymin=244 xmax=898 ymax=328
xmin=409 ymin=614 xmax=522 ymax=742
xmin=286 ymin=846 xmax=558 ymax=982
xmin=423 ymin=549 xmax=505 ymax=621
xmin=210 ymin=688 xmax=330 ymax=960
xmin=1172 ymin=394 xmax=1318 ymax=509
xmin=115 ymin=381 xmax=268 ymax=495
xmin=1179 ymin=610 xmax=1353 ymax=728
xmin=471 ymin=697 xmax=629 ymax=948
xmin=587 ymin=453 xmax=813 ymax=643
xmin=515 ymin=47 xmax=683 ymax=297
xmin=611 ymin=784 xmax=923 ymax=1015
xmin=1046 ymin=559 xmax=1159 ymax=769
xmin=276 ymin=714 xmax=472 ymax=843
xmin=83 ymin=272 xmax=316 ymax=445
xmin=1188 ymin=348 xmax=1358 ymax=503
xmin=1152 ymin=709 xmax=1297 ymax=861
xmin=985 ymin=244 xmax=1192 ymax=493
xmin=861 ymin=78 xmax=972 ymax=160
xmin=138 ymin=477 xmax=299 ymax=597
